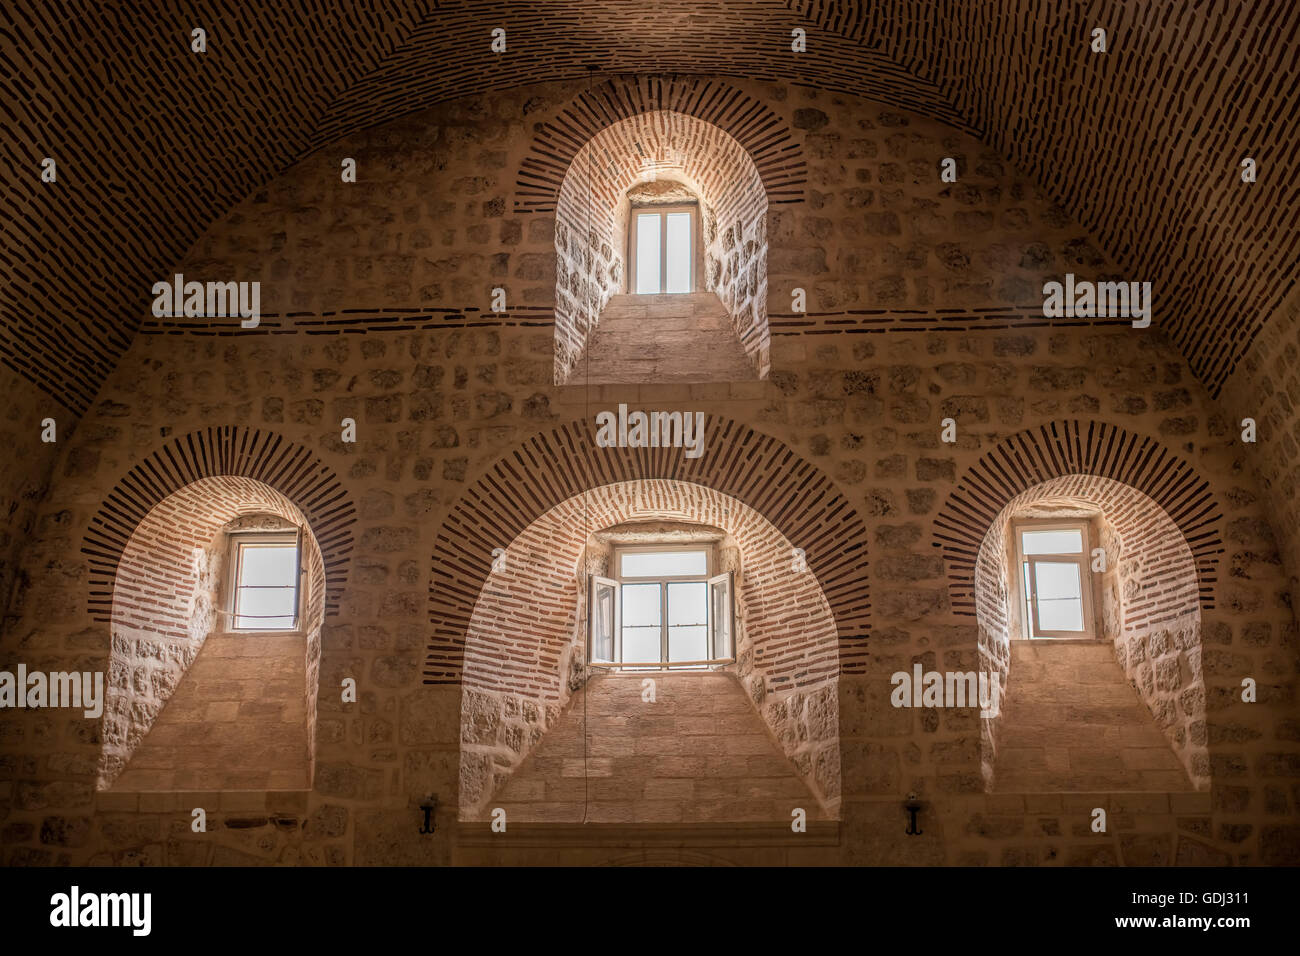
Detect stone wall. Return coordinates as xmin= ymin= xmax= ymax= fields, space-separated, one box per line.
xmin=1 ymin=78 xmax=1296 ymax=866
xmin=108 ymin=628 xmax=312 ymax=793
xmin=1222 ymin=283 xmax=1300 ymax=590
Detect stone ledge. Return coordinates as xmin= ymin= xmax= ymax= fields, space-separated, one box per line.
xmin=453 ymin=820 xmax=841 ymax=848
xmin=838 ymin=792 xmax=1213 ymax=811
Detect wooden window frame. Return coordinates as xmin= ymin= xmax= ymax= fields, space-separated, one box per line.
xmin=225 ymin=530 xmax=303 ymax=634
xmin=1012 ymin=518 xmax=1098 ymax=640
xmin=588 ymin=543 xmax=734 ymax=670
xmin=627 ymin=203 xmax=700 ymax=295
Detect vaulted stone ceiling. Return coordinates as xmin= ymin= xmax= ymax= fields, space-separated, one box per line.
xmin=2 ymin=1 xmax=428 ymax=411
xmin=3 ymin=0 xmax=1296 ymax=414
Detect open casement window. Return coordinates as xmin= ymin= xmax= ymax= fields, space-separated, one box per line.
xmin=587 ymin=545 xmax=735 ymax=669
xmin=708 ymin=570 xmax=733 ymax=661
xmin=589 ymin=576 xmax=620 ymax=664
xmin=227 ymin=530 xmax=302 ymax=632
xmin=629 ymin=204 xmax=697 ymax=295
xmin=1013 ymin=520 xmax=1095 ymax=639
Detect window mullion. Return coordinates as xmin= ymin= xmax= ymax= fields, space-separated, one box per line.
xmin=615 ymin=585 xmax=624 ymax=664
xmin=660 ymin=579 xmax=669 ymax=666
xmin=689 ymin=207 xmax=696 ymax=292
xmin=1027 ymin=557 xmax=1043 ymax=638
xmin=1076 ymin=554 xmax=1092 ymax=637
xmin=659 ymin=211 xmax=668 ymax=292
xmin=231 ymin=541 xmax=246 ymax=626
xmin=292 ymin=528 xmax=302 ymax=628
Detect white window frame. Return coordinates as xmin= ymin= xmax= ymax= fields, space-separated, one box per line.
xmin=1012 ymin=518 xmax=1096 ymax=640
xmin=588 ymin=543 xmax=734 ymax=669
xmin=627 ymin=203 xmax=699 ymax=295
xmin=226 ymin=530 xmax=303 ymax=633
xmin=589 ymin=574 xmax=620 ymax=665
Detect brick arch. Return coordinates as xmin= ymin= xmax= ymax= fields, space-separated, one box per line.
xmin=426 ymin=415 xmax=870 ymax=684
xmin=81 ymin=426 xmax=357 ymax=621
xmin=99 ymin=477 xmax=328 ymax=791
xmin=932 ymin=421 xmax=1225 ymax=617
xmin=463 ymin=479 xmax=838 ymax=702
xmin=458 ymin=478 xmax=842 ymax=817
xmin=974 ymin=476 xmax=1202 ymax=640
xmin=965 ymin=478 xmax=1212 ymax=793
xmin=549 ymin=100 xmax=781 ymax=382
xmin=515 ymin=76 xmax=807 ymax=214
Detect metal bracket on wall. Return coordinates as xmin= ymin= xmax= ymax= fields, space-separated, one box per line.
xmin=418 ymin=795 xmax=439 ymax=835
xmin=904 ymin=792 xmax=924 ymax=836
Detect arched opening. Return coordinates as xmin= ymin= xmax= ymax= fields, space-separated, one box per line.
xmin=98 ymin=476 xmax=326 ymax=792
xmin=426 ymin=415 xmax=871 ymax=687
xmin=553 ymin=111 xmax=770 ymax=386
xmin=973 ymin=475 xmax=1209 ymax=793
xmin=458 ymin=479 xmax=839 ymax=823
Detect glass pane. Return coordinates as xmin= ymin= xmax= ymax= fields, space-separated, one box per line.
xmin=592 ymin=584 xmax=615 ymax=662
xmin=668 ymin=581 xmax=707 ymax=662
xmin=710 ymin=577 xmax=731 ymax=659
xmin=622 ymin=629 xmax=661 ymax=664
xmin=665 ymin=212 xmax=691 ymax=293
xmin=621 ymin=582 xmax=661 ymax=663
xmin=1021 ymin=561 xmax=1033 ymax=637
xmin=239 ymin=543 xmax=297 ymax=586
xmin=235 ymin=585 xmax=296 ymax=629
xmin=1032 ymin=560 xmax=1085 ymax=632
xmin=635 ymin=213 xmax=660 ymax=294
xmin=1021 ymin=528 xmax=1084 ymax=555
xmin=235 ymin=542 xmax=297 ymax=629
xmin=620 ymin=550 xmax=707 ymax=577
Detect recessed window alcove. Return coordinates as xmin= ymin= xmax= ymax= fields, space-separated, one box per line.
xmin=976 ymin=476 xmax=1210 ymax=794
xmin=98 ymin=478 xmax=325 ymax=793
xmin=553 ymin=111 xmax=770 ymax=387
xmin=457 ymin=480 xmax=841 ymax=826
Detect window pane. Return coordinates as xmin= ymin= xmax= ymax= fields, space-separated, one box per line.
xmin=621 ymin=550 xmax=707 ymax=577
xmin=665 ymin=212 xmax=691 ymax=293
xmin=240 ymin=544 xmax=297 ymax=586
xmin=622 ymin=582 xmax=661 ymax=622
xmin=622 ymin=629 xmax=661 ymax=664
xmin=235 ymin=542 xmax=298 ymax=629
xmin=592 ymin=583 xmax=615 ymax=662
xmin=710 ymin=576 xmax=731 ymax=659
xmin=1021 ymin=528 xmax=1084 ymax=555
xmin=235 ymin=585 xmax=296 ymax=629
xmin=621 ymin=582 xmax=661 ymax=662
xmin=1032 ymin=560 xmax=1085 ymax=632
xmin=667 ymin=581 xmax=707 ymax=662
xmin=635 ymin=213 xmax=661 ymax=294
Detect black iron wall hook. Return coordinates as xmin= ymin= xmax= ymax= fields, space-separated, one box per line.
xmin=418 ymin=795 xmax=439 ymax=835
xmin=904 ymin=792 xmax=924 ymax=836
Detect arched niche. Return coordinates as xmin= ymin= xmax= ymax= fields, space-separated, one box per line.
xmin=458 ymin=479 xmax=841 ymax=822
xmin=972 ymin=474 xmax=1210 ymax=792
xmin=552 ymin=111 xmax=770 ymax=384
xmin=100 ymin=476 xmax=326 ymax=792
